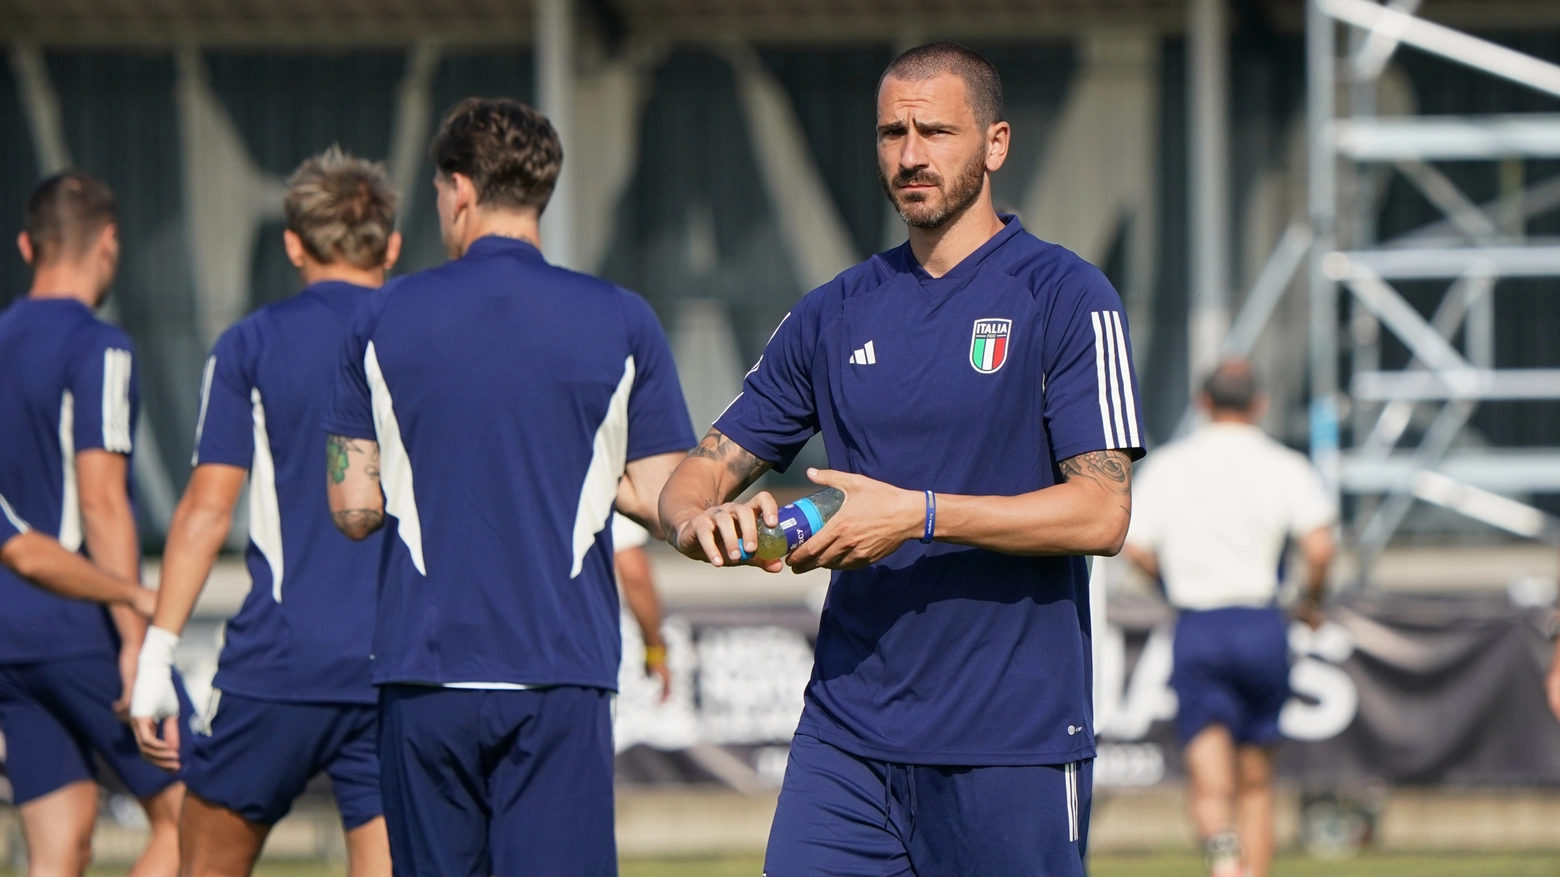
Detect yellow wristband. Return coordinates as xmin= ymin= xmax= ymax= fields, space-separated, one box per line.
xmin=644 ymin=645 xmax=668 ymax=665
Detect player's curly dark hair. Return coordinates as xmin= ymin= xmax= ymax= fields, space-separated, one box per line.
xmin=429 ymin=97 xmax=563 ymax=214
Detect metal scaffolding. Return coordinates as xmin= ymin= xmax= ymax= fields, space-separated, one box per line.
xmin=1308 ymin=0 xmax=1560 ymax=584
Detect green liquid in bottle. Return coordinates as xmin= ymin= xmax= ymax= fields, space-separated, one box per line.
xmin=755 ymin=487 xmax=846 ymax=561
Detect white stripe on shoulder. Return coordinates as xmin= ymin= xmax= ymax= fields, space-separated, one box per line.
xmin=1101 ymin=314 xmax=1127 ymax=448
xmin=101 ymin=348 xmax=133 ymax=453
xmin=0 ymin=491 xmax=31 ymax=535
xmin=365 ymin=341 xmax=426 ymax=575
xmin=1089 ymin=313 xmax=1116 ymax=449
xmin=570 ymin=356 xmax=637 ymax=578
xmin=1110 ymin=312 xmax=1140 ymax=448
xmin=191 ymin=355 xmax=217 ymax=466
xmin=248 ymin=388 xmax=284 ymax=601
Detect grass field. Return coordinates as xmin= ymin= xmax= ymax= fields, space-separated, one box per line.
xmin=53 ymin=853 xmax=1560 ymax=876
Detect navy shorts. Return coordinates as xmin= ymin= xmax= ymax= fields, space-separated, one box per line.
xmin=1170 ymin=606 xmax=1291 ymax=746
xmin=378 ymin=684 xmax=615 ymax=877
xmin=0 ymin=655 xmax=191 ymax=804
xmin=182 ymin=690 xmax=381 ymax=829
xmin=764 ymin=734 xmax=1092 ymax=877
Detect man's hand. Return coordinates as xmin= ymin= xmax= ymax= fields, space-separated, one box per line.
xmin=786 ymin=469 xmax=923 ymax=573
xmin=645 ymin=646 xmax=672 ymax=702
xmin=129 ymin=626 xmax=183 ymax=770
xmin=671 ymin=493 xmax=785 ymax=573
xmin=130 ymin=585 xmax=159 ymax=619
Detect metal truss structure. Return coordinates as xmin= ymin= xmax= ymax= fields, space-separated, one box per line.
xmin=1308 ymin=0 xmax=1560 ymax=584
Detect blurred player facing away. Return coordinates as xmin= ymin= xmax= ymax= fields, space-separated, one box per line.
xmin=323 ymin=98 xmax=695 ymax=877
xmin=128 ymin=148 xmax=400 ymax=877
xmin=1125 ymin=360 xmax=1337 ymax=877
xmin=660 ymin=43 xmax=1144 ymax=877
xmin=0 ymin=171 xmax=188 ymax=877
xmin=0 ymin=489 xmax=157 ymax=616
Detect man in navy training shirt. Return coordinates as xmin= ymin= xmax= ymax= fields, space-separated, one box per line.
xmin=659 ymin=42 xmax=1145 ymax=877
xmin=0 ymin=489 xmax=158 ymax=616
xmin=323 ymin=97 xmax=696 ymax=877
xmin=0 ymin=171 xmax=190 ymax=877
xmin=129 ymin=149 xmax=400 ymax=877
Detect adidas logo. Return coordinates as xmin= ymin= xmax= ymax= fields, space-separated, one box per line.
xmin=848 ymin=340 xmax=877 ymax=365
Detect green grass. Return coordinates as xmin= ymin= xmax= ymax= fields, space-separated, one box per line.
xmin=51 ymin=853 xmax=1560 ymax=876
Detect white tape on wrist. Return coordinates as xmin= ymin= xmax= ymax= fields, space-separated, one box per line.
xmin=129 ymin=626 xmax=181 ymax=720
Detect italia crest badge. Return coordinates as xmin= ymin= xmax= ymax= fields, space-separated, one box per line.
xmin=969 ymin=318 xmax=1012 ymax=374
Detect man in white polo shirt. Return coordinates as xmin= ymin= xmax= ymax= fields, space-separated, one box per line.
xmin=1125 ymin=359 xmax=1335 ymax=877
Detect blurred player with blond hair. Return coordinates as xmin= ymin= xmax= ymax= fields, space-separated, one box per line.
xmin=130 ymin=147 xmax=400 ymax=877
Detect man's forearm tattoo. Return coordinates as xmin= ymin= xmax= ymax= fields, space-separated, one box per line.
xmin=332 ymin=508 xmax=385 ymax=539
xmin=1059 ymin=449 xmax=1132 ymax=512
xmin=687 ymin=429 xmax=771 ymax=490
xmin=327 ymin=434 xmax=380 ymax=484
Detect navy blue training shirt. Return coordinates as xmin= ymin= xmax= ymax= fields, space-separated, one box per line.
xmin=193 ymin=281 xmax=384 ymax=704
xmin=714 ymin=217 xmax=1145 ymax=765
xmin=323 ymin=236 xmax=696 ymax=690
xmin=0 ymin=298 xmax=137 ymax=664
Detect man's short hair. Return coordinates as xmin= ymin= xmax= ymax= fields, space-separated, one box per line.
xmin=24 ymin=170 xmax=117 ymax=266
xmin=1203 ymin=359 xmax=1260 ymax=412
xmin=284 ymin=146 xmax=398 ymax=270
xmin=879 ymin=42 xmax=1005 ymax=127
xmin=429 ymin=97 xmax=562 ymax=214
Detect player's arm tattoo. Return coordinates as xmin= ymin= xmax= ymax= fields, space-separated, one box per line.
xmin=331 ymin=508 xmax=384 ymax=539
xmin=1059 ymin=449 xmax=1132 ymax=513
xmin=687 ymin=428 xmax=773 ymax=496
xmin=327 ymin=434 xmax=380 ymax=484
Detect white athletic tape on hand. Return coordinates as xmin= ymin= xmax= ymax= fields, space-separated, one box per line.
xmin=129 ymin=625 xmax=181 ymax=720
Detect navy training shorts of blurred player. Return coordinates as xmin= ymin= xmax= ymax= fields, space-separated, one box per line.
xmin=181 ymin=691 xmax=381 ymax=828
xmin=1170 ymin=606 xmax=1291 ymax=745
xmin=765 ymin=734 xmax=1092 ymax=877
xmin=0 ymin=657 xmax=192 ymax=803
xmin=377 ymin=685 xmax=614 ymax=877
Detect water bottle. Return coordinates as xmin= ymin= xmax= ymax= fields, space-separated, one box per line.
xmin=751 ymin=487 xmax=846 ymax=561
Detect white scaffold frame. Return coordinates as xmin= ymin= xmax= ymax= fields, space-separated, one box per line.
xmin=1309 ymin=0 xmax=1560 ymax=586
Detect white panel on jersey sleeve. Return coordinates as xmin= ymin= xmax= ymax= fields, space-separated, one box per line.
xmin=0 ymin=491 xmax=31 ymax=535
xmin=364 ymin=342 xmax=426 ymax=575
xmin=191 ymin=355 xmax=217 ymax=466
xmin=58 ymin=390 xmax=82 ymax=551
xmin=570 ymin=356 xmax=636 ymax=578
xmin=101 ymin=348 xmax=134 ymax=454
xmin=1110 ymin=312 xmax=1140 ymax=447
xmin=248 ymin=388 xmax=285 ymax=601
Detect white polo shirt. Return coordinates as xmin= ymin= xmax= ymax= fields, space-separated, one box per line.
xmin=1126 ymin=422 xmax=1336 ymax=610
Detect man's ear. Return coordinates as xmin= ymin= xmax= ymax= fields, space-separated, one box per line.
xmin=17 ymin=231 xmax=33 ymax=266
xmin=282 ymin=229 xmax=308 ymax=269
xmin=452 ymin=172 xmax=479 ymax=215
xmin=985 ymin=120 xmax=1012 ymax=173
xmin=383 ymin=231 xmax=403 ymax=271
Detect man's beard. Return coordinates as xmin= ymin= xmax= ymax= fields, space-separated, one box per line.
xmin=879 ymin=148 xmax=987 ymax=229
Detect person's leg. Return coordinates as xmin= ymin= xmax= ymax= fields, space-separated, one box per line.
xmin=763 ymin=734 xmax=912 ymax=877
xmin=487 ymin=687 xmax=616 ymax=877
xmin=325 ymin=705 xmax=390 ymax=877
xmin=0 ymin=664 xmax=107 ymax=877
xmin=1235 ymin=746 xmax=1275 ymax=877
xmin=378 ymin=685 xmax=491 ymax=877
xmin=176 ymin=792 xmax=268 ymax=877
xmin=18 ymin=780 xmax=97 ymax=877
xmin=1184 ymin=724 xmax=1237 ymax=839
xmin=177 ymin=694 xmax=339 ymax=877
xmin=344 ymin=819 xmax=392 ymax=877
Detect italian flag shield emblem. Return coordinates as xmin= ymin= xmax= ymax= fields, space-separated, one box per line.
xmin=969 ymin=318 xmax=1012 ymax=374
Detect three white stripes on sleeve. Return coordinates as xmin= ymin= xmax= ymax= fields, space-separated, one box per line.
xmin=1089 ymin=311 xmax=1139 ymax=449
xmin=101 ymin=348 xmax=134 ymax=453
